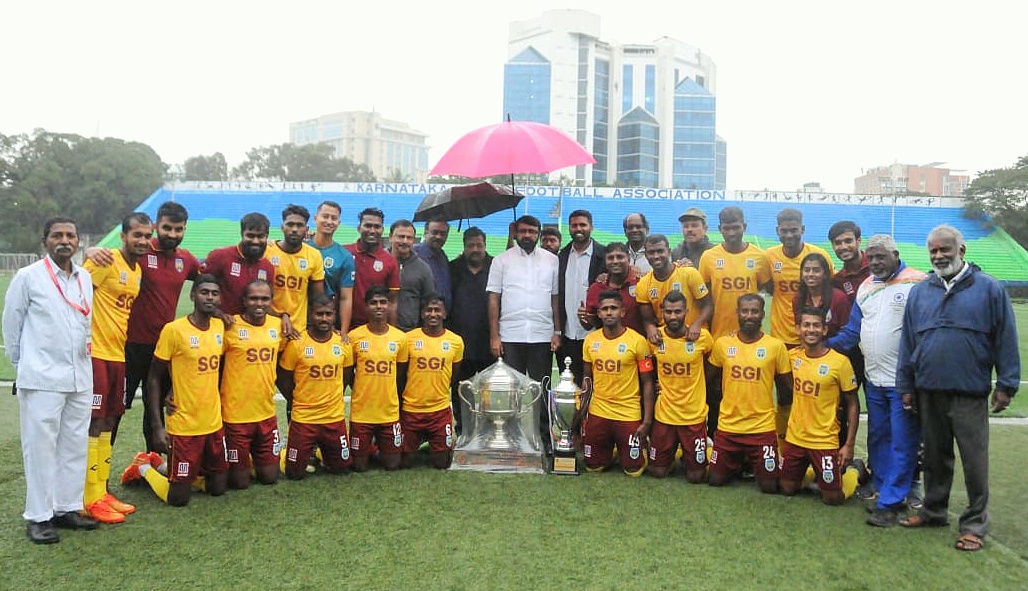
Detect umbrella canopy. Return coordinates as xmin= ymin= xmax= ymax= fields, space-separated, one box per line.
xmin=413 ymin=182 xmax=524 ymax=223
xmin=430 ymin=120 xmax=596 ymax=178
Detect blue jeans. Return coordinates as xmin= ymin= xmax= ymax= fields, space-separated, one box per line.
xmin=865 ymin=383 xmax=920 ymax=510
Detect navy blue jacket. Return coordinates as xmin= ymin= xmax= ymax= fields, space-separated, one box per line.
xmin=896 ymin=263 xmax=1020 ymax=396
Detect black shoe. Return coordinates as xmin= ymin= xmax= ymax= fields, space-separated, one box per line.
xmin=52 ymin=511 xmax=100 ymax=530
xmin=26 ymin=520 xmax=60 ymax=544
xmin=866 ymin=508 xmax=899 ymax=528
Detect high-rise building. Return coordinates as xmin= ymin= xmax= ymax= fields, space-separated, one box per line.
xmin=854 ymin=162 xmax=969 ymax=197
xmin=503 ymin=9 xmax=725 ymax=189
xmin=289 ymin=111 xmax=430 ymax=182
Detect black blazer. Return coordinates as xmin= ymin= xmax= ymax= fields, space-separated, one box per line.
xmin=557 ymin=239 xmax=607 ymax=336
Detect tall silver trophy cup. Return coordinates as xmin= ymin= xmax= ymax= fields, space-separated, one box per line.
xmin=548 ymin=357 xmax=589 ymax=475
xmin=457 ymin=357 xmax=543 ymax=451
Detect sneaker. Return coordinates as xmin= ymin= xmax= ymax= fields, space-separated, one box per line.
xmin=866 ymin=508 xmax=898 ymax=528
xmin=102 ymin=493 xmax=136 ymax=515
xmin=120 ymin=452 xmax=152 ymax=485
xmin=85 ymin=499 xmax=126 ymax=524
xmin=906 ymin=480 xmax=924 ymax=510
xmin=147 ymin=451 xmax=164 ymax=468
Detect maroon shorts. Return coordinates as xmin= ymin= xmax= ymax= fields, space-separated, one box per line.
xmin=91 ymin=358 xmax=126 ymax=419
xmin=709 ymin=430 xmax=779 ymax=482
xmin=169 ymin=429 xmax=228 ymax=484
xmin=224 ymin=416 xmax=280 ymax=470
xmin=780 ymin=440 xmax=841 ymax=492
xmin=349 ymin=420 xmax=403 ymax=458
xmin=286 ymin=420 xmax=351 ymax=475
xmin=649 ymin=421 xmax=707 ymax=471
xmin=582 ymin=415 xmax=645 ymax=473
xmin=400 ymin=408 xmax=455 ymax=453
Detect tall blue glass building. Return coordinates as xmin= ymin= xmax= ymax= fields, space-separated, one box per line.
xmin=503 ymin=9 xmax=726 ymax=189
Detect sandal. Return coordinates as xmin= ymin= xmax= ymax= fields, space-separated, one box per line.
xmin=955 ymin=533 xmax=985 ymax=552
xmin=899 ymin=514 xmax=948 ymax=528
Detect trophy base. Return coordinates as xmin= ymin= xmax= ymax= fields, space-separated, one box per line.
xmin=451 ymin=448 xmax=545 ymax=474
xmin=550 ymin=454 xmax=579 ymax=475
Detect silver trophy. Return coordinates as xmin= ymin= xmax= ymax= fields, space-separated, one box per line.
xmin=547 ymin=357 xmax=590 ymax=474
xmin=457 ymin=357 xmax=543 ymax=451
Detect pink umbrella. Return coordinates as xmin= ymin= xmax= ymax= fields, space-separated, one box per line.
xmin=430 ymin=119 xmax=596 ymax=178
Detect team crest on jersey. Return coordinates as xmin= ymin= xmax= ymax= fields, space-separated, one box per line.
xmin=686 ymin=341 xmax=695 ymax=354
xmin=258 ymin=270 xmax=267 ymax=281
xmin=324 ymin=257 xmax=334 ymax=268
xmin=756 ymin=347 xmax=766 ymax=359
xmin=298 ymin=258 xmax=308 ymax=271
xmin=716 ymin=258 xmax=725 ymax=269
xmin=628 ymin=285 xmax=636 ymax=297
xmin=746 ymin=258 xmax=755 ymax=270
xmin=350 ymin=270 xmax=356 ymax=281
xmin=332 ymin=344 xmax=343 ymax=357
xmin=388 ymin=342 xmax=398 ymax=353
xmin=818 ymin=364 xmax=830 ymax=376
xmin=822 ymin=469 xmax=835 ymax=484
xmin=271 ymin=256 xmax=281 ymax=266
xmin=147 ymin=254 xmax=158 ymax=268
xmin=794 ymin=358 xmax=803 ymax=369
xmin=893 ymin=292 xmax=906 ymax=303
xmin=230 ymin=262 xmax=241 ymax=277
xmin=304 ymin=346 xmax=315 ymax=357
xmin=843 ymin=281 xmax=853 ymax=293
xmin=175 ymin=258 xmax=184 ymax=273
xmin=215 ymin=334 xmax=223 ymax=346
xmin=189 ymin=336 xmax=200 ymax=348
xmin=671 ymin=282 xmax=682 ymax=292
xmin=119 ymin=271 xmax=128 ymax=284
xmin=696 ymin=449 xmax=706 ymax=464
xmin=268 ymin=329 xmax=278 ymax=340
xmin=238 ymin=328 xmax=249 ymax=340
xmin=648 ymin=287 xmax=658 ymax=299
xmin=442 ymin=341 xmax=451 ymax=352
xmin=773 ymin=261 xmax=783 ymax=273
xmin=764 ymin=457 xmax=777 ymax=472
xmin=617 ymin=343 xmax=627 ymax=354
xmin=373 ymin=260 xmax=384 ymax=272
xmin=414 ymin=339 xmax=424 ymax=350
xmin=727 ymin=346 xmax=738 ymax=357
xmin=350 ymin=436 xmax=360 ymax=450
xmin=658 ymin=342 xmax=666 ymax=353
xmin=359 ymin=340 xmax=370 ymax=351
xmin=592 ymin=341 xmax=601 ymax=352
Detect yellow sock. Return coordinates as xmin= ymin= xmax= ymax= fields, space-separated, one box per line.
xmin=84 ymin=436 xmax=104 ymax=505
xmin=97 ymin=432 xmax=113 ymax=492
xmin=280 ymin=448 xmax=288 ymax=474
xmin=192 ymin=476 xmax=206 ymax=492
xmin=802 ymin=466 xmax=816 ymax=488
xmin=142 ymin=467 xmax=170 ymax=503
xmin=842 ymin=466 xmax=859 ymax=499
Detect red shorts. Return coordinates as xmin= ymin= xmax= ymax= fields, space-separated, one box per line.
xmin=169 ymin=429 xmax=228 ymax=484
xmin=400 ymin=408 xmax=455 ymax=453
xmin=709 ymin=430 xmax=779 ymax=482
xmin=649 ymin=421 xmax=707 ymax=471
xmin=582 ymin=415 xmax=645 ymax=473
xmin=91 ymin=358 xmax=126 ymax=419
xmin=780 ymin=440 xmax=841 ymax=492
xmin=349 ymin=421 xmax=403 ymax=458
xmin=224 ymin=416 xmax=280 ymax=470
xmin=286 ymin=420 xmax=351 ymax=475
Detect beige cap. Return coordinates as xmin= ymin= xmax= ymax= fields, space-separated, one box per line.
xmin=678 ymin=207 xmax=707 ymax=223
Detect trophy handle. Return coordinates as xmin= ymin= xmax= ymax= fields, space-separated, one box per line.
xmin=573 ymin=377 xmax=594 ymax=430
xmin=525 ymin=382 xmax=543 ymax=408
xmin=457 ymin=381 xmax=476 ymax=411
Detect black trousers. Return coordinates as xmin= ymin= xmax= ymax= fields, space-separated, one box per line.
xmin=557 ymin=337 xmax=585 ymax=385
xmin=125 ymin=342 xmax=170 ymax=453
xmin=501 ymin=342 xmax=554 ymax=437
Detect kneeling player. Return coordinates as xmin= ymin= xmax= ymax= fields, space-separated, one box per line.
xmin=581 ymin=291 xmax=655 ymax=477
xmin=648 ymin=291 xmax=714 ymax=483
xmin=121 ymin=275 xmax=228 ymax=506
xmin=221 ymin=280 xmax=283 ymax=488
xmin=780 ymin=307 xmax=859 ymax=505
xmin=277 ymin=295 xmax=354 ymax=480
xmin=401 ymin=295 xmax=464 ymax=469
xmin=346 ymin=286 xmax=408 ymax=472
xmin=707 ymin=294 xmax=792 ymax=494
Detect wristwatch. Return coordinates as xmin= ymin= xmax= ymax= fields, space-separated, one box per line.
xmin=553 ymin=330 xmax=562 ymax=336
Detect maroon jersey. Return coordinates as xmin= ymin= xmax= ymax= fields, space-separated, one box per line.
xmin=344 ymin=242 xmax=400 ymax=327
xmin=202 ymin=245 xmax=275 ymax=316
xmin=126 ymin=239 xmax=201 ymax=345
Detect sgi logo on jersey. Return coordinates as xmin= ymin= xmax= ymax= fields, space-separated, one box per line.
xmin=755 ymin=347 xmax=766 ymax=359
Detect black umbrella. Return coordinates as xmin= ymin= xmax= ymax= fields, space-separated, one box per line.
xmin=413 ymin=182 xmax=524 ymax=226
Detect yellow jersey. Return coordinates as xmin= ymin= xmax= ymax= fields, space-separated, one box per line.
xmin=583 ymin=327 xmax=653 ymax=422
xmin=279 ymin=331 xmax=352 ymax=424
xmin=265 ymin=241 xmax=325 ymax=329
xmin=153 ymin=316 xmax=224 ymax=436
xmin=651 ymin=328 xmax=714 ymax=426
xmin=636 ymin=265 xmax=709 ymax=327
xmin=220 ymin=315 xmax=283 ymax=423
xmin=348 ymin=324 xmax=409 ymax=424
xmin=765 ymin=243 xmax=834 ymax=345
xmin=709 ymin=332 xmax=791 ymax=435
xmin=698 ymin=244 xmax=772 ymax=339
xmin=402 ymin=328 xmax=464 ymax=414
xmin=84 ymin=250 xmax=142 ymax=362
xmin=786 ymin=348 xmax=857 ymax=450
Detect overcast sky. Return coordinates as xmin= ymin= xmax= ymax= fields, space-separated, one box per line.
xmin=2 ymin=1 xmax=1024 ymax=193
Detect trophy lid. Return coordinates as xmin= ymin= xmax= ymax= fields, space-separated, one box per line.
xmin=466 ymin=357 xmax=536 ymax=391
xmin=551 ymin=357 xmax=580 ymax=395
